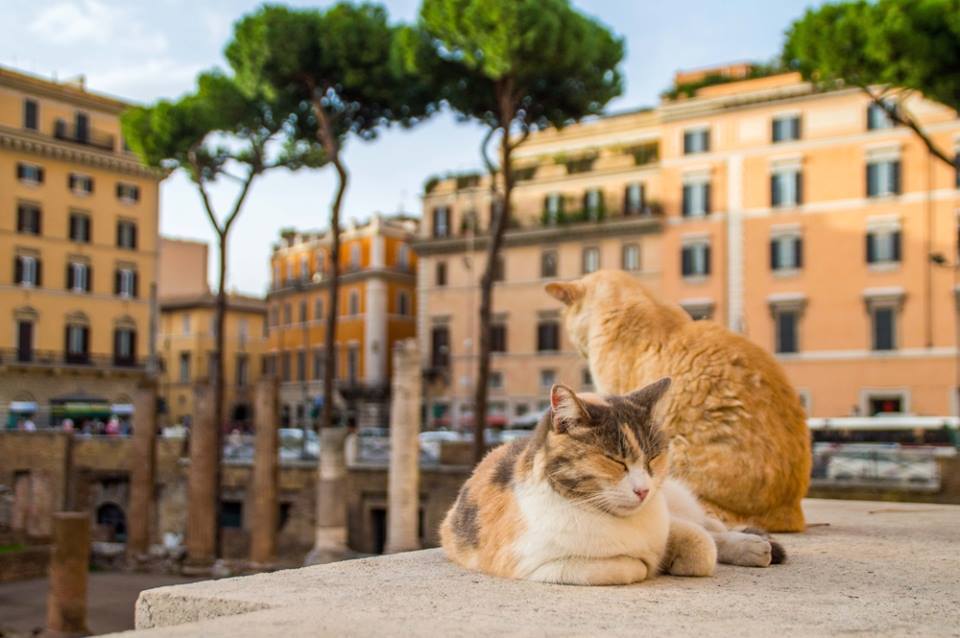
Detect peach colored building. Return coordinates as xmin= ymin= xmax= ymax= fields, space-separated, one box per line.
xmin=266 ymin=214 xmax=418 ymax=427
xmin=415 ymin=68 xmax=960 ymax=426
xmin=158 ymin=237 xmax=209 ymax=298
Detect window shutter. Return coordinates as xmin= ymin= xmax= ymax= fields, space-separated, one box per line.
xmin=131 ymin=224 xmax=138 ymax=249
xmin=113 ymin=329 xmax=120 ymax=360
xmin=771 ymin=119 xmax=779 ymax=143
xmin=14 ymin=256 xmax=22 ymax=283
xmin=682 ymin=185 xmax=690 ymax=216
xmin=704 ymin=130 xmax=711 ymax=152
xmin=133 ymin=271 xmax=139 ymax=298
xmin=35 ymin=209 xmax=41 ymax=235
xmin=794 ymin=117 xmax=802 ymax=140
xmin=681 ymin=247 xmax=691 ymax=276
xmin=16 ymin=206 xmax=24 ymax=232
xmin=38 ymin=167 xmax=45 ymax=183
xmin=84 ymin=217 xmax=91 ymax=242
xmin=795 ymin=237 xmax=804 ymax=269
xmin=114 ymin=270 xmax=121 ymax=295
xmin=116 ymin=184 xmax=122 ymax=199
xmin=82 ymin=327 xmax=89 ymax=354
xmin=69 ymin=215 xmax=76 ymax=240
xmin=16 ymin=164 xmax=25 ymax=179
xmin=892 ymin=161 xmax=901 ymax=194
xmin=35 ymin=259 xmax=42 ymax=286
xmin=704 ymin=183 xmax=712 ymax=214
xmin=68 ymin=174 xmax=75 ymax=190
xmin=867 ymin=163 xmax=878 ymax=196
xmin=116 ymin=223 xmax=122 ymax=246
xmin=892 ymin=230 xmax=902 ymax=262
xmin=130 ymin=330 xmax=137 ymax=360
xmin=85 ymin=265 xmax=92 ymax=292
xmin=64 ymin=325 xmax=71 ymax=355
xmin=704 ymin=245 xmax=712 ymax=275
xmin=771 ymin=174 xmax=780 ymax=207
xmin=683 ymin=132 xmax=691 ymax=154
xmin=795 ymin=172 xmax=803 ymax=205
xmin=66 ymin=263 xmax=74 ymax=290
xmin=866 ymin=233 xmax=876 ymax=263
xmin=770 ymin=239 xmax=779 ymax=270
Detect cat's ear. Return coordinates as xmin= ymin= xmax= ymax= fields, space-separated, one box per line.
xmin=550 ymin=384 xmax=587 ymax=433
xmin=627 ymin=377 xmax=672 ymax=407
xmin=545 ymin=281 xmax=585 ymax=306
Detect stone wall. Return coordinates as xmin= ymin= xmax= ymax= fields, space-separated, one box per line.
xmin=0 ymin=545 xmax=50 ymax=582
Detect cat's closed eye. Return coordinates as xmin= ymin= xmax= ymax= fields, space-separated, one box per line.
xmin=603 ymin=454 xmax=629 ymax=472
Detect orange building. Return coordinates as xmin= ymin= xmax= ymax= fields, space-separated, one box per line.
xmin=266 ymin=214 xmax=418 ymax=427
xmin=0 ymin=66 xmax=160 ymax=428
xmin=415 ymin=67 xmax=960 ymax=426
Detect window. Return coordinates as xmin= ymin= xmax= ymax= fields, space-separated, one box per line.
xmin=315 ymin=250 xmax=326 ymax=276
xmin=299 ymin=300 xmax=308 ymax=323
xmin=435 ymin=261 xmax=447 ymax=287
xmin=772 ymin=115 xmax=801 ymax=143
xmin=69 ymin=212 xmax=91 ymax=243
xmin=68 ymin=173 xmax=93 ymax=194
xmin=544 ymin=193 xmax=564 ymax=224
xmin=432 ymin=206 xmax=450 ymax=238
xmin=682 ymin=180 xmax=711 ymax=217
xmin=23 ymin=99 xmax=38 ymax=130
xmin=314 ymin=297 xmax=324 ymax=320
xmin=771 ymin=169 xmax=802 ymax=208
xmin=514 ymin=403 xmax=530 ymax=417
xmin=238 ymin=319 xmax=248 ymax=341
xmin=681 ymin=242 xmax=711 ymax=278
xmin=220 ymin=501 xmax=243 ymax=529
xmin=866 ymin=228 xmax=902 ymax=264
xmin=16 ymin=204 xmax=41 ymax=235
xmin=347 ymin=345 xmax=359 ymax=383
xmin=116 ymin=183 xmax=140 ymax=202
xmin=16 ymin=320 xmax=33 ymax=362
xmin=348 ymin=290 xmax=360 ymax=315
xmin=867 ymin=394 xmax=904 ymax=416
xmin=349 ymin=244 xmax=361 ymax=270
xmin=622 ymin=244 xmax=640 ymax=272
xmin=398 ymin=245 xmax=410 ymax=270
xmin=16 ymin=163 xmax=44 ymax=184
xmin=490 ymin=324 xmax=507 ymax=353
xmin=624 ymin=183 xmax=645 ymax=215
xmin=313 ymin=349 xmax=324 ymax=379
xmin=66 ymin=324 xmax=90 ymax=363
xmin=14 ymin=255 xmax=41 ymax=287
xmin=281 ymin=352 xmax=291 ymax=382
xmin=871 ymin=306 xmax=897 ymax=351
xmin=866 ymin=160 xmax=901 ymax=197
xmin=493 ymin=255 xmax=505 ymax=282
xmin=300 ymin=254 xmax=309 ymax=280
xmin=582 ymin=247 xmax=600 ymax=274
xmin=488 ymin=371 xmax=503 ymax=389
xmin=236 ymin=355 xmax=249 ymax=386
xmin=539 ymin=369 xmax=557 ymax=388
xmin=115 ymin=268 xmax=138 ymax=298
xmin=67 ymin=261 xmax=91 ymax=292
xmin=114 ymin=328 xmax=136 ymax=366
xmin=430 ymin=326 xmax=450 ymax=369
xmin=774 ymin=310 xmax=799 ymax=354
xmin=770 ymin=235 xmax=803 ymax=271
xmin=541 ymin=250 xmax=558 ymax=278
xmin=583 ymin=189 xmax=604 ymax=220
xmin=537 ymin=320 xmax=560 ymax=352
xmin=182 ymin=314 xmax=191 ymax=335
xmin=283 ymin=303 xmax=291 ymax=325
xmin=296 ymin=350 xmax=306 ymax=382
xmin=75 ymin=112 xmax=89 ymax=143
xmin=398 ymin=291 xmax=410 ymax=316
xmin=117 ymin=220 xmax=137 ymax=249
xmin=683 ymin=128 xmax=710 ymax=154
xmin=867 ymin=101 xmax=896 ymax=130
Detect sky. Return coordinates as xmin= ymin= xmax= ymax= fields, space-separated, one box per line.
xmin=1 ymin=0 xmax=824 ymax=295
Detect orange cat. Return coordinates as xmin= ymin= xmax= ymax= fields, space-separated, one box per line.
xmin=546 ymin=270 xmax=810 ymax=532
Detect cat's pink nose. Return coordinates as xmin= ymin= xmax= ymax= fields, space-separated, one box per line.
xmin=634 ymin=488 xmax=649 ymax=502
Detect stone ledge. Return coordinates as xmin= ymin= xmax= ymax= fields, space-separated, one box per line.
xmin=111 ymin=499 xmax=960 ymax=637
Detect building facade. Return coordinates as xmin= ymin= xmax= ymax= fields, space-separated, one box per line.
xmin=0 ymin=66 xmax=160 ymax=428
xmin=266 ymin=214 xmax=418 ymax=427
xmin=415 ymin=68 xmax=960 ymax=426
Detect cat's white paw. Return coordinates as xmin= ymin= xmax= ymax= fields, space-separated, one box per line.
xmin=722 ymin=532 xmax=773 ymax=567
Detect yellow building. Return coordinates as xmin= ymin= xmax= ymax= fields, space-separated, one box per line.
xmin=0 ymin=65 xmax=160 ymax=428
xmin=157 ymin=292 xmax=267 ymax=429
xmin=266 ymin=214 xmax=418 ymax=427
xmin=415 ymin=66 xmax=960 ymax=425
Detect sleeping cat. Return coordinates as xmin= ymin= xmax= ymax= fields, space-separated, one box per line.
xmin=545 ymin=270 xmax=811 ymax=532
xmin=440 ymin=379 xmax=783 ymax=585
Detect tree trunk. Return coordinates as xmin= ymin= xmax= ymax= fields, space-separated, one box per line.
xmin=212 ymin=231 xmax=228 ymax=558
xmin=472 ymin=124 xmax=514 ymax=464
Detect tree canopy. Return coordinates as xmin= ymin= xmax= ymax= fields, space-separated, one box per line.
xmin=783 ymin=0 xmax=960 ymax=166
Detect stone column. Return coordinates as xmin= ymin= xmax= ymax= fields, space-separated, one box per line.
xmin=250 ymin=377 xmax=279 ymax=565
xmin=305 ymin=425 xmax=349 ymax=565
xmin=128 ymin=379 xmax=157 ymax=560
xmin=385 ymin=340 xmax=422 ymax=554
xmin=46 ymin=512 xmax=90 ymax=635
xmin=186 ymin=383 xmax=217 ymax=566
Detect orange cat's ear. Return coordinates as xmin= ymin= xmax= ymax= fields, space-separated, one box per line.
xmin=627 ymin=377 xmax=672 ymax=407
xmin=545 ymin=281 xmax=585 ymax=306
xmin=550 ymin=384 xmax=586 ymax=433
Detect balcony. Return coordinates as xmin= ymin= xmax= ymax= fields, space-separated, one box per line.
xmin=0 ymin=349 xmax=145 ymax=372
xmin=53 ymin=119 xmax=116 ymax=152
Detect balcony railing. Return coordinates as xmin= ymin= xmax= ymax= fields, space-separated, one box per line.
xmin=0 ymin=348 xmax=145 ymax=370
xmin=53 ymin=119 xmax=116 ymax=152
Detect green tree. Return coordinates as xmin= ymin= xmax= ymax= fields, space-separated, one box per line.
xmin=123 ymin=71 xmax=321 ymax=557
xmin=225 ymin=2 xmax=433 ymax=563
xmin=408 ymin=0 xmax=624 ymax=462
xmin=783 ymin=0 xmax=960 ymax=168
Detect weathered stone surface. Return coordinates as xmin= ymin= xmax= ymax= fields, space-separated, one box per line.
xmin=46 ymin=512 xmax=91 ymax=634
xmin=250 ymin=378 xmax=279 ymax=565
xmin=113 ymin=499 xmax=959 ymax=637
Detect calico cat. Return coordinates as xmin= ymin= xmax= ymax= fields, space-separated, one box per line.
xmin=545 ymin=270 xmax=811 ymax=533
xmin=440 ymin=379 xmax=783 ymax=585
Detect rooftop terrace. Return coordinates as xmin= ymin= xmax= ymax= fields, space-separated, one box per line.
xmin=114 ymin=499 xmax=959 ymax=637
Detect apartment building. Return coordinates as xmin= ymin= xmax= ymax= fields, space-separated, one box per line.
xmin=156 ymin=237 xmax=267 ymax=428
xmin=415 ymin=67 xmax=960 ymax=426
xmin=0 ymin=66 xmax=160 ymax=428
xmin=266 ymin=214 xmax=418 ymax=427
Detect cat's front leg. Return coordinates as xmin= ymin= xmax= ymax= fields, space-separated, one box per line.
xmin=663 ymin=518 xmax=717 ymax=577
xmin=526 ymin=556 xmax=649 ymax=585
